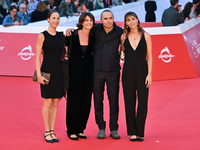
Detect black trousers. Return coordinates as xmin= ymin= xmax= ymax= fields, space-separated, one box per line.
xmin=66 ymin=80 xmax=92 ymax=136
xmin=93 ymin=70 xmax=120 ymax=131
xmin=122 ymin=65 xmax=149 ymax=137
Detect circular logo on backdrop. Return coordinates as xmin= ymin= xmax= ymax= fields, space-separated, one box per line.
xmin=158 ymin=47 xmax=175 ymax=63
xmin=18 ymin=45 xmax=35 ymax=60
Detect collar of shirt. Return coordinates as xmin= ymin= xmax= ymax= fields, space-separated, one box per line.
xmin=170 ymin=6 xmax=179 ymax=12
xmin=100 ymin=22 xmax=117 ymax=35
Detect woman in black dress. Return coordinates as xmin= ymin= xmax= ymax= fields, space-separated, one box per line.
xmin=65 ymin=12 xmax=95 ymax=140
xmin=35 ymin=10 xmax=65 ymax=143
xmin=144 ymin=0 xmax=157 ymax=22
xmin=121 ymin=12 xmax=152 ymax=142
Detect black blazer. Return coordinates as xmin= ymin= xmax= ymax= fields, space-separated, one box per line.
xmin=65 ymin=29 xmax=94 ymax=82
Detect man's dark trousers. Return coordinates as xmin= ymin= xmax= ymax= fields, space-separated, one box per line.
xmin=93 ymin=70 xmax=120 ymax=131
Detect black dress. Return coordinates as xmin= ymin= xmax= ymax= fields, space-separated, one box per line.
xmin=65 ymin=30 xmax=94 ymax=136
xmin=145 ymin=1 xmax=157 ymax=22
xmin=122 ymin=33 xmax=149 ymax=137
xmin=40 ymin=31 xmax=65 ymax=99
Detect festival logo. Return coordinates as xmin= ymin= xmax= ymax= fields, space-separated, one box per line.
xmin=158 ymin=47 xmax=175 ymax=63
xmin=18 ymin=45 xmax=35 ymax=60
xmin=189 ymin=40 xmax=200 ymax=58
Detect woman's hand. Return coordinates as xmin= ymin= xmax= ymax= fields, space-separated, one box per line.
xmin=14 ymin=21 xmax=20 ymax=25
xmin=37 ymin=76 xmax=49 ymax=85
xmin=145 ymin=73 xmax=152 ymax=88
xmin=20 ymin=19 xmax=23 ymax=25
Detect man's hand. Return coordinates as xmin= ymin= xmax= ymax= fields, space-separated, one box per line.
xmin=75 ymin=13 xmax=80 ymax=16
xmin=66 ymin=28 xmax=74 ymax=36
xmin=177 ymin=5 xmax=182 ymax=12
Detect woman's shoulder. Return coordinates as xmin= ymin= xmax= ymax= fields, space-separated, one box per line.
xmin=143 ymin=31 xmax=151 ymax=42
xmin=37 ymin=32 xmax=45 ymax=42
xmin=144 ymin=32 xmax=151 ymax=38
xmin=31 ymin=10 xmax=38 ymax=15
xmin=43 ymin=9 xmax=49 ymax=14
xmin=4 ymin=14 xmax=12 ymax=19
xmin=41 ymin=30 xmax=47 ymax=35
xmin=121 ymin=33 xmax=126 ymax=40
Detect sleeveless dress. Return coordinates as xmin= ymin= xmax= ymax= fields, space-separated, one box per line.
xmin=40 ymin=31 xmax=65 ymax=99
xmin=122 ymin=32 xmax=149 ymax=137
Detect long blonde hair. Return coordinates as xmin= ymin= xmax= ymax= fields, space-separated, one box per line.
xmin=124 ymin=11 xmax=144 ymax=37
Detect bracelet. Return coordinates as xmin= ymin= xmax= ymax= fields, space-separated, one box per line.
xmin=148 ymin=73 xmax=152 ymax=74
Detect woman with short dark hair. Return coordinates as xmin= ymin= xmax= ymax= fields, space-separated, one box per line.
xmin=65 ymin=12 xmax=95 ymax=140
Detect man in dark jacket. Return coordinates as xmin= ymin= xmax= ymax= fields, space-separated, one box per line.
xmin=93 ymin=10 xmax=123 ymax=139
xmin=161 ymin=0 xmax=184 ymax=26
xmin=65 ymin=10 xmax=123 ymax=139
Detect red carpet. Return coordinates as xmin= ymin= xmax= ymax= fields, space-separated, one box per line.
xmin=0 ymin=76 xmax=200 ymax=150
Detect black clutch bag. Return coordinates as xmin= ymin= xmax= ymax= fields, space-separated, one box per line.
xmin=33 ymin=70 xmax=51 ymax=85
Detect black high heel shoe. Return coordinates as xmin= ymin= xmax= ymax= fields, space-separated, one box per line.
xmin=137 ymin=137 xmax=144 ymax=142
xmin=44 ymin=131 xmax=54 ymax=143
xmin=68 ymin=134 xmax=78 ymax=140
xmin=130 ymin=135 xmax=137 ymax=142
xmin=50 ymin=130 xmax=59 ymax=142
xmin=77 ymin=133 xmax=87 ymax=139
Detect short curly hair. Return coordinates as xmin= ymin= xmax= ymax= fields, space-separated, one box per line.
xmin=77 ymin=12 xmax=95 ymax=29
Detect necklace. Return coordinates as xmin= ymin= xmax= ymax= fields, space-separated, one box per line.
xmin=133 ymin=37 xmax=137 ymax=46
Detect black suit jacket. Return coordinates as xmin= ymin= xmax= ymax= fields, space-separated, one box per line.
xmin=65 ymin=29 xmax=94 ymax=82
xmin=93 ymin=23 xmax=123 ymax=72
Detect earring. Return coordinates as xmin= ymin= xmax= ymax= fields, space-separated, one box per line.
xmin=126 ymin=25 xmax=128 ymax=28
